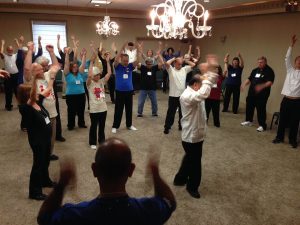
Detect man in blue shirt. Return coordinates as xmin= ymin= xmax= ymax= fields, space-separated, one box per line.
xmin=37 ymin=138 xmax=176 ymax=225
xmin=112 ymin=42 xmax=140 ymax=133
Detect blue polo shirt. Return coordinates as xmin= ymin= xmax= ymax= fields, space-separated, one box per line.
xmin=38 ymin=196 xmax=175 ymax=225
xmin=65 ymin=72 xmax=87 ymax=95
xmin=115 ymin=63 xmax=134 ymax=91
xmin=226 ymin=65 xmax=243 ymax=86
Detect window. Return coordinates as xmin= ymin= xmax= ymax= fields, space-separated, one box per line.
xmin=32 ymin=21 xmax=67 ymax=63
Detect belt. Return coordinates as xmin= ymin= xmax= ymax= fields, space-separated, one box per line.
xmin=284 ymin=95 xmax=300 ymax=100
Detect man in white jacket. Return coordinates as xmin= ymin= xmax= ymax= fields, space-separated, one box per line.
xmin=173 ymin=56 xmax=219 ymax=198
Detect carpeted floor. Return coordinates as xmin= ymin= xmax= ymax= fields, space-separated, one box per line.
xmin=0 ymin=91 xmax=299 ymax=225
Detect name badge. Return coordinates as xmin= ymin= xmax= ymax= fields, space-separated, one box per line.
xmin=100 ymin=92 xmax=105 ymax=98
xmin=212 ymin=84 xmax=217 ymax=88
xmin=76 ymin=80 xmax=81 ymax=85
xmin=147 ymin=71 xmax=152 ymax=76
xmin=255 ymin=73 xmax=261 ymax=78
xmin=45 ymin=116 xmax=50 ymax=125
xmin=123 ymin=74 xmax=128 ymax=79
xmin=231 ymin=73 xmax=236 ymax=77
xmin=84 ymin=69 xmax=88 ymax=73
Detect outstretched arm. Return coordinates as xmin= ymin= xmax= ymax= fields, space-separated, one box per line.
xmin=63 ymin=48 xmax=70 ymax=75
xmin=114 ymin=42 xmax=127 ymax=68
xmin=0 ymin=39 xmax=5 ymax=59
xmin=37 ymin=158 xmax=76 ymax=225
xmin=286 ymin=35 xmax=297 ymax=70
xmin=24 ymin=42 xmax=34 ymax=82
xmin=224 ymin=53 xmax=229 ymax=77
xmin=237 ymin=52 xmax=244 ymax=68
xmin=78 ymin=48 xmax=87 ymax=74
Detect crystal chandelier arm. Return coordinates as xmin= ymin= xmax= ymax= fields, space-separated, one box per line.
xmin=188 ymin=20 xmax=206 ymax=39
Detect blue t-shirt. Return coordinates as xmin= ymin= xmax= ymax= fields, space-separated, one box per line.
xmin=115 ymin=63 xmax=134 ymax=91
xmin=226 ymin=65 xmax=243 ymax=86
xmin=65 ymin=72 xmax=87 ymax=95
xmin=38 ymin=196 xmax=175 ymax=225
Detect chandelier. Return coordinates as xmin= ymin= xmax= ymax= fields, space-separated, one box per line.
xmin=95 ymin=1 xmax=119 ymax=37
xmin=146 ymin=0 xmax=212 ymax=39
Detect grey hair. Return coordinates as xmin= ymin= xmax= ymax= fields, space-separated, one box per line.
xmin=35 ymin=56 xmax=50 ymax=65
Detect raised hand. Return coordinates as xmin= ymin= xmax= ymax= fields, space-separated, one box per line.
xmin=1 ymin=39 xmax=5 ymax=45
xmin=64 ymin=47 xmax=70 ymax=54
xmin=70 ymin=35 xmax=75 ymax=41
xmin=224 ymin=53 xmax=229 ymax=63
xmin=75 ymin=40 xmax=80 ymax=48
xmin=27 ymin=41 xmax=34 ymax=51
xmin=111 ymin=42 xmax=117 ymax=52
xmin=81 ymin=48 xmax=87 ymax=56
xmin=19 ymin=36 xmax=25 ymax=43
xmin=57 ymin=34 xmax=60 ymax=40
xmin=291 ymin=35 xmax=297 ymax=47
xmin=46 ymin=44 xmax=54 ymax=53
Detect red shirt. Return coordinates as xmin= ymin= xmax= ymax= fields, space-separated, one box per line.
xmin=208 ymin=75 xmax=225 ymax=100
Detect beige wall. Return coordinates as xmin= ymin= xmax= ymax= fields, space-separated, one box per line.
xmin=194 ymin=12 xmax=300 ymax=114
xmin=1 ymin=11 xmax=300 ymax=115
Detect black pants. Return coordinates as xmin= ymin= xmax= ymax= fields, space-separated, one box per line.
xmin=174 ymin=141 xmax=203 ymax=191
xmin=66 ymin=94 xmax=86 ymax=129
xmin=84 ymin=82 xmax=90 ymax=109
xmin=54 ymin=81 xmax=63 ymax=138
xmin=29 ymin=142 xmax=51 ymax=196
xmin=205 ymin=99 xmax=220 ymax=127
xmin=89 ymin=111 xmax=107 ymax=145
xmin=4 ymin=73 xmax=18 ymax=109
xmin=223 ymin=84 xmax=240 ymax=113
xmin=113 ymin=90 xmax=133 ymax=128
xmin=246 ymin=96 xmax=268 ymax=129
xmin=164 ymin=96 xmax=182 ymax=130
xmin=162 ymin=70 xmax=169 ymax=93
xmin=108 ymin=75 xmax=115 ymax=102
xmin=276 ymin=97 xmax=300 ymax=144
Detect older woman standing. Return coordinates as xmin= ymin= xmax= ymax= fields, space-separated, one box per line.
xmin=18 ymin=63 xmax=60 ymax=200
xmin=64 ymin=48 xmax=87 ymax=130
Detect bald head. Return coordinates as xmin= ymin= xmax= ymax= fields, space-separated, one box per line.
xmin=94 ymin=138 xmax=133 ymax=181
xmin=6 ymin=46 xmax=13 ymax=56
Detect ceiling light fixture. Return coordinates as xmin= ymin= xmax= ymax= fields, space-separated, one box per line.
xmin=146 ymin=0 xmax=212 ymax=39
xmin=95 ymin=0 xmax=119 ymax=37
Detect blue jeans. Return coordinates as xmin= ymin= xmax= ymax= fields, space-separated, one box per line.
xmin=138 ymin=90 xmax=158 ymax=115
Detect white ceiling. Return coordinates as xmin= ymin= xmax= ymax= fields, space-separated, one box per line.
xmin=0 ymin=0 xmax=275 ymax=10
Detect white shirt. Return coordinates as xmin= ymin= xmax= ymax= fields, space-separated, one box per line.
xmin=124 ymin=49 xmax=137 ymax=63
xmin=4 ymin=53 xmax=18 ymax=74
xmin=88 ymin=79 xmax=107 ymax=113
xmin=281 ymin=47 xmax=300 ymax=98
xmin=36 ymin=72 xmax=58 ymax=118
xmin=180 ymin=80 xmax=213 ymax=143
xmin=168 ymin=65 xmax=192 ymax=97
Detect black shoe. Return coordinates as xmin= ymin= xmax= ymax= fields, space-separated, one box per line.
xmin=5 ymin=106 xmax=12 ymax=111
xmin=79 ymin=125 xmax=87 ymax=128
xmin=29 ymin=193 xmax=47 ymax=201
xmin=272 ymin=138 xmax=283 ymax=144
xmin=164 ymin=129 xmax=169 ymax=134
xmin=68 ymin=127 xmax=74 ymax=131
xmin=152 ymin=114 xmax=158 ymax=117
xmin=214 ymin=124 xmax=220 ymax=128
xmin=137 ymin=114 xmax=143 ymax=117
xmin=56 ymin=136 xmax=66 ymax=142
xmin=50 ymin=154 xmax=59 ymax=161
xmin=186 ymin=189 xmax=200 ymax=199
xmin=222 ymin=109 xmax=228 ymax=112
xmin=42 ymin=181 xmax=57 ymax=188
xmin=290 ymin=142 xmax=298 ymax=149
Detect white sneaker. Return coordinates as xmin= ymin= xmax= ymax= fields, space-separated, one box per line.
xmin=256 ymin=126 xmax=265 ymax=132
xmin=241 ymin=121 xmax=253 ymax=126
xmin=112 ymin=128 xmax=117 ymax=133
xmin=90 ymin=145 xmax=97 ymax=150
xmin=127 ymin=126 xmax=138 ymax=131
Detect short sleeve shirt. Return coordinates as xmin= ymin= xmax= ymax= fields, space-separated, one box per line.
xmin=248 ymin=65 xmax=275 ymax=98
xmin=38 ymin=196 xmax=175 ymax=225
xmin=140 ymin=65 xmax=159 ymax=90
xmin=65 ymin=72 xmax=87 ymax=95
xmin=88 ymin=79 xmax=107 ymax=113
xmin=4 ymin=53 xmax=18 ymax=74
xmin=168 ymin=65 xmax=192 ymax=97
xmin=226 ymin=65 xmax=243 ymax=86
xmin=115 ymin=63 xmax=134 ymax=91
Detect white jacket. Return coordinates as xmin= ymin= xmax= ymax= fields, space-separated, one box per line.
xmin=180 ymin=80 xmax=213 ymax=143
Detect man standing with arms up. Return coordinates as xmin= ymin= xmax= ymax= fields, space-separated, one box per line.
xmin=273 ymin=35 xmax=300 ymax=149
xmin=37 ymin=138 xmax=176 ymax=225
xmin=240 ymin=56 xmax=275 ymax=132
xmin=163 ymin=57 xmax=195 ymax=134
xmin=173 ymin=56 xmax=219 ymax=198
xmin=112 ymin=42 xmax=140 ymax=133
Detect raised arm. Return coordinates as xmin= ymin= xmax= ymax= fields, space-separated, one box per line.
xmin=224 ymin=53 xmax=229 ymax=77
xmin=156 ymin=50 xmax=164 ymax=70
xmin=46 ymin=45 xmax=59 ymax=66
xmin=165 ymin=57 xmax=176 ymax=69
xmin=24 ymin=42 xmax=34 ymax=82
xmin=286 ymin=35 xmax=297 ymax=70
xmin=63 ymin=48 xmax=70 ymax=75
xmin=114 ymin=42 xmax=127 ymax=68
xmin=184 ymin=58 xmax=196 ymax=68
xmin=103 ymin=54 xmax=112 ymax=83
xmin=36 ymin=64 xmax=60 ymax=97
xmin=57 ymin=34 xmax=62 ymax=52
xmin=195 ymin=46 xmax=201 ymax=61
xmin=238 ymin=52 xmax=244 ymax=68
xmin=0 ymin=39 xmax=5 ymax=59
xmin=37 ymin=158 xmax=76 ymax=225
xmin=78 ymin=48 xmax=87 ymax=74
xmin=132 ymin=42 xmax=142 ymax=68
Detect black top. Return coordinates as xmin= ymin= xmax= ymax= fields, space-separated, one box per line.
xmin=140 ymin=65 xmax=160 ymax=90
xmin=21 ymin=96 xmax=52 ymax=145
xmin=248 ymin=65 xmax=275 ymax=98
xmin=98 ymin=53 xmax=115 ymax=79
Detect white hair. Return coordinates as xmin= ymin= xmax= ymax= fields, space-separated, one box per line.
xmin=35 ymin=56 xmax=50 ymax=65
